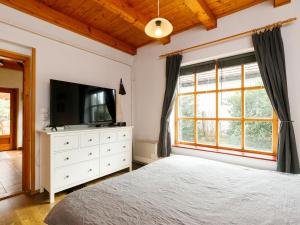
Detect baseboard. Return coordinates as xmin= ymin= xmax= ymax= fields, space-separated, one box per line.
xmin=0 ymin=191 xmax=23 ymax=201
xmin=133 ymin=156 xmax=156 ymax=164
xmin=132 ymin=160 xmax=147 ymax=165
xmin=29 ymin=189 xmax=41 ymax=195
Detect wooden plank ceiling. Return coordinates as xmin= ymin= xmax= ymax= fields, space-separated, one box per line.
xmin=0 ymin=0 xmax=291 ymax=55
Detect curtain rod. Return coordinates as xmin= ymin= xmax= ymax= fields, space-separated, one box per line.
xmin=159 ymin=17 xmax=297 ymax=59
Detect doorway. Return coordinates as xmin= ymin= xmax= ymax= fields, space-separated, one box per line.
xmin=0 ymin=59 xmax=23 ymax=199
xmin=0 ymin=49 xmax=35 ymax=199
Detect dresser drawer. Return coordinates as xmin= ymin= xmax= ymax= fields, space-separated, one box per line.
xmin=81 ymin=159 xmax=99 ymax=181
xmin=100 ymin=152 xmax=130 ymax=176
xmin=100 ymin=141 xmax=130 ymax=157
xmin=55 ymin=146 xmax=99 ymax=168
xmin=120 ymin=152 xmax=131 ymax=167
xmin=116 ymin=141 xmax=131 ymax=153
xmin=54 ymin=159 xmax=99 ymax=190
xmin=80 ymin=132 xmax=99 ymax=147
xmin=53 ymin=135 xmax=78 ymax=151
xmin=100 ymin=132 xmax=117 ymax=144
xmin=100 ymin=143 xmax=117 ymax=156
xmin=117 ymin=129 xmax=131 ymax=141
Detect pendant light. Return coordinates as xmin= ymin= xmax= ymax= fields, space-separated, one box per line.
xmin=145 ymin=0 xmax=173 ymax=38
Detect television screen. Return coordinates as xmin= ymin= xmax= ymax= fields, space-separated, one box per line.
xmin=50 ymin=79 xmax=116 ymax=126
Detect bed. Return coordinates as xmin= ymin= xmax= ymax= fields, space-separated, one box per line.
xmin=45 ymin=155 xmax=300 ymax=225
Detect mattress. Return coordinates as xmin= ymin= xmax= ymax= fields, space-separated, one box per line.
xmin=45 ymin=155 xmax=300 ymax=225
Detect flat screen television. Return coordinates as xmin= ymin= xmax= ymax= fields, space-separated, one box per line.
xmin=50 ymin=79 xmax=116 ymax=127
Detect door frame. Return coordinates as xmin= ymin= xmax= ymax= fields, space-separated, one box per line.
xmin=0 ymin=49 xmax=36 ymax=193
xmin=0 ymin=87 xmax=18 ymax=151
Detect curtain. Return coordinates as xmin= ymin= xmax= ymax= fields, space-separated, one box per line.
xmin=158 ymin=54 xmax=183 ymax=157
xmin=252 ymin=27 xmax=300 ymax=173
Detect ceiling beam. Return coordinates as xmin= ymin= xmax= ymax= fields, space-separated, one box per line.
xmin=93 ymin=0 xmax=171 ymax=44
xmin=273 ymin=0 xmax=291 ymax=7
xmin=93 ymin=0 xmax=149 ymax=31
xmin=184 ymin=0 xmax=217 ymax=30
xmin=0 ymin=0 xmax=136 ymax=55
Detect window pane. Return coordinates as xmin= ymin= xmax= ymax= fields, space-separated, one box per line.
xmin=218 ymin=65 xmax=241 ymax=90
xmin=179 ymin=95 xmax=194 ymax=118
xmin=245 ymin=122 xmax=272 ymax=152
xmin=244 ymin=63 xmax=263 ymax=87
xmin=218 ymin=91 xmax=241 ymax=118
xmin=0 ymin=92 xmax=11 ymax=135
xmin=179 ymin=75 xmax=194 ymax=93
xmin=245 ymin=89 xmax=272 ymax=118
xmin=179 ymin=120 xmax=194 ymax=142
xmin=197 ymin=93 xmax=216 ymax=118
xmin=219 ymin=121 xmax=241 ymax=148
xmin=197 ymin=120 xmax=216 ymax=145
xmin=196 ymin=69 xmax=216 ymax=91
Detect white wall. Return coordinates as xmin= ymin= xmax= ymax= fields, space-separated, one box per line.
xmin=0 ymin=68 xmax=23 ymax=148
xmin=133 ymin=1 xmax=300 ymax=169
xmin=0 ymin=4 xmax=135 ymax=189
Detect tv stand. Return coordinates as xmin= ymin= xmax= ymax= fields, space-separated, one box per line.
xmin=39 ymin=126 xmax=133 ymax=203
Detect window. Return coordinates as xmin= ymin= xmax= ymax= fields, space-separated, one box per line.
xmin=175 ymin=52 xmax=278 ymax=156
xmin=0 ymin=92 xmax=11 ymax=135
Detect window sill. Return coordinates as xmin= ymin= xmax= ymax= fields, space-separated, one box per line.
xmin=172 ymin=144 xmax=277 ymax=161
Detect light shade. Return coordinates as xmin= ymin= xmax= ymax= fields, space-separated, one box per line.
xmin=145 ymin=17 xmax=173 ymax=38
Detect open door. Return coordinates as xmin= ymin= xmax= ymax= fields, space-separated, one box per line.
xmin=0 ymin=87 xmax=17 ymax=151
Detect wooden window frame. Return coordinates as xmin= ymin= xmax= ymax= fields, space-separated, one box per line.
xmin=175 ymin=62 xmax=278 ymax=157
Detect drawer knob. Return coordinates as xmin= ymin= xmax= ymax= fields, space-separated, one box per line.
xmin=65 ymin=157 xmax=70 ymax=161
xmin=88 ymin=138 xmax=93 ymax=142
xmin=107 ymin=149 xmax=111 ymax=152
xmin=107 ymin=136 xmax=111 ymax=139
xmin=88 ymin=169 xmax=93 ymax=172
xmin=107 ymin=163 xmax=111 ymax=166
xmin=123 ymin=158 xmax=126 ymax=162
xmin=123 ymin=146 xmax=126 ymax=148
xmin=65 ymin=175 xmax=69 ymax=179
xmin=88 ymin=152 xmax=93 ymax=156
xmin=65 ymin=141 xmax=69 ymax=145
xmin=123 ymin=134 xmax=126 ymax=137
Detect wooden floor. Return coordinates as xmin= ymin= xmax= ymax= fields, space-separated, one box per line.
xmin=0 ymin=163 xmax=143 ymax=225
xmin=0 ymin=150 xmax=22 ymax=199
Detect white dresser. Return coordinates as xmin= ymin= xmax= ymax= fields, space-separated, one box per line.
xmin=39 ymin=126 xmax=132 ymax=203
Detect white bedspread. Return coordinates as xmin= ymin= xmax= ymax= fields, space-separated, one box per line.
xmin=45 ymin=155 xmax=300 ymax=225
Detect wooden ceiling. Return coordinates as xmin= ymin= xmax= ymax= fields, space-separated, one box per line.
xmin=0 ymin=0 xmax=291 ymax=55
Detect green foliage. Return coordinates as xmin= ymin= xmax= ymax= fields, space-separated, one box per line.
xmin=178 ymin=78 xmax=273 ymax=151
xmin=245 ymin=90 xmax=273 ymax=118
xmin=179 ymin=95 xmax=194 ymax=117
xmin=180 ymin=120 xmax=194 ymax=142
xmin=179 ymin=95 xmax=195 ymax=142
xmin=224 ymin=89 xmax=273 ymax=151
